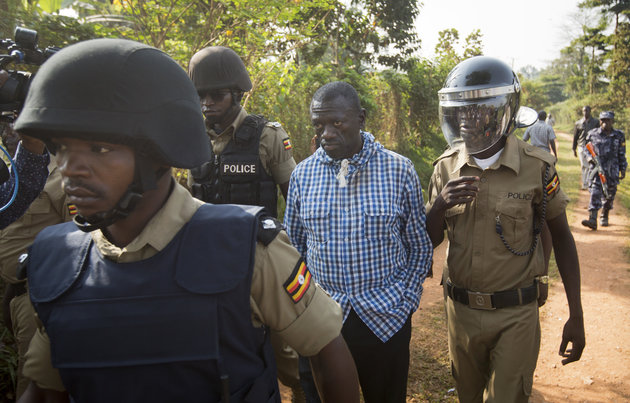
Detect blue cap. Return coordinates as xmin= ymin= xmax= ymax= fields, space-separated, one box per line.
xmin=599 ymin=111 xmax=614 ymax=120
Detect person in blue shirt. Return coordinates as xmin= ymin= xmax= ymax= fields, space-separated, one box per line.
xmin=284 ymin=81 xmax=433 ymax=403
xmin=0 ymin=128 xmax=49 ymax=230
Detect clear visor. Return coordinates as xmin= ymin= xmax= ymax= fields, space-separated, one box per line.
xmin=439 ymin=95 xmax=513 ymax=154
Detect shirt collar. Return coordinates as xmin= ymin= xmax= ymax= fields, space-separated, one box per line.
xmin=92 ymin=181 xmax=203 ymax=259
xmin=316 ymin=131 xmax=381 ymax=168
xmin=451 ymin=134 xmax=521 ymax=175
xmin=207 ymin=107 xmax=248 ymax=140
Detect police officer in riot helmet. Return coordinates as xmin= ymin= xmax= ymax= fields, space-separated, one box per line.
xmin=187 ymin=46 xmax=296 ymax=218
xmin=426 ymin=56 xmax=585 ymax=402
xmin=14 ymin=38 xmax=359 ymax=403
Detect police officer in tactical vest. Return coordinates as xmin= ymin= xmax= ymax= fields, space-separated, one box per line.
xmin=187 ymin=46 xmax=296 ymax=217
xmin=14 ymin=38 xmax=359 ymax=403
xmin=187 ymin=46 xmax=306 ymax=402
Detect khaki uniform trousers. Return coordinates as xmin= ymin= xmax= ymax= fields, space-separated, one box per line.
xmin=446 ymin=297 xmax=540 ymax=403
xmin=10 ymin=292 xmax=38 ymax=398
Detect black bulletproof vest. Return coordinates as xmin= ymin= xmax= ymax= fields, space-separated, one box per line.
xmin=27 ymin=204 xmax=280 ymax=403
xmin=191 ymin=115 xmax=278 ymax=217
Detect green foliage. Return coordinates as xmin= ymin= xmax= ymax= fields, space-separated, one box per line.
xmin=521 ymin=73 xmax=568 ymax=111
xmin=608 ymin=21 xmax=630 ymax=110
xmin=0 ymin=321 xmax=18 ymax=402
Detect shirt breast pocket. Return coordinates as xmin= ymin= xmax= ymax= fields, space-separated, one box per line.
xmin=302 ymin=202 xmax=331 ymax=243
xmin=444 ymin=204 xmax=466 ymax=244
xmin=495 ymin=199 xmax=533 ymax=250
xmin=363 ymin=204 xmax=398 ymax=241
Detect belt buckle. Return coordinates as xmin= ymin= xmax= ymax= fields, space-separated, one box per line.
xmin=467 ymin=291 xmax=495 ymax=310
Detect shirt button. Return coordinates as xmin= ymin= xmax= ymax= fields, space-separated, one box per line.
xmin=344 ymin=237 xmax=349 ymax=241
xmin=480 ymin=177 xmax=487 ymax=183
xmin=345 ymin=207 xmax=349 ymax=212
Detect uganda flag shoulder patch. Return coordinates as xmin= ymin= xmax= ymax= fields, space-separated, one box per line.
xmin=545 ymin=173 xmax=560 ymax=196
xmin=67 ymin=203 xmax=78 ymax=216
xmin=283 ymin=137 xmax=292 ymax=150
xmin=284 ymin=258 xmax=311 ymax=303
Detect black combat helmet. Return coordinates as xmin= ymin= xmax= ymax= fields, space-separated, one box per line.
xmin=188 ymin=46 xmax=252 ymax=93
xmin=438 ymin=56 xmax=536 ymax=154
xmin=15 ymin=38 xmax=210 ymax=169
xmin=14 ymin=38 xmax=211 ymax=231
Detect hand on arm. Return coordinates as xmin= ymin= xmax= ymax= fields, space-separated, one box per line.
xmin=308 ymin=335 xmax=360 ymax=402
xmin=546 ymin=212 xmax=585 ymax=365
xmin=426 ymin=176 xmax=479 ymax=247
xmin=19 ymin=135 xmax=46 ymax=155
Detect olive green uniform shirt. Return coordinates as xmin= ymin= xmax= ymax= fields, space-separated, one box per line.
xmin=23 ymin=182 xmax=342 ymax=391
xmin=426 ymin=135 xmax=569 ymax=292
xmin=0 ymin=158 xmax=71 ymax=284
xmin=188 ymin=108 xmax=296 ymax=188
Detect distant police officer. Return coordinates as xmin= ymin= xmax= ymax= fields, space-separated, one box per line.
xmin=573 ymin=106 xmax=600 ymax=190
xmin=581 ymin=111 xmax=627 ymax=229
xmin=13 ymin=38 xmax=359 ymax=403
xmin=187 ymin=46 xmax=296 ymax=217
xmin=426 ymin=56 xmax=585 ymax=403
xmin=187 ymin=45 xmax=304 ymax=401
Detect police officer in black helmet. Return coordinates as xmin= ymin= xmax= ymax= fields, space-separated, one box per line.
xmin=187 ymin=46 xmax=306 ymax=401
xmin=426 ymin=56 xmax=585 ymax=402
xmin=14 ymin=38 xmax=359 ymax=403
xmin=187 ymin=46 xmax=296 ymax=218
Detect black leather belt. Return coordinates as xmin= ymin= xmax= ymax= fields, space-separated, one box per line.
xmin=446 ymin=279 xmax=538 ymax=310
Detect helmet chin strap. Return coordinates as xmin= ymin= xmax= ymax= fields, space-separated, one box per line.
xmin=73 ymin=153 xmax=162 ymax=233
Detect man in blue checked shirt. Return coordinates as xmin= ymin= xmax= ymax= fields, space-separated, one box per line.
xmin=284 ymin=81 xmax=433 ymax=402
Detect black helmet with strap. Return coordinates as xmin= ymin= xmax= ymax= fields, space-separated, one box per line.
xmin=188 ymin=46 xmax=252 ymax=93
xmin=14 ymin=38 xmax=211 ymax=231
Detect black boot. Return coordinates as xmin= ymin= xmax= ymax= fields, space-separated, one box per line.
xmin=582 ymin=209 xmax=598 ymax=230
xmin=600 ymin=208 xmax=610 ymax=227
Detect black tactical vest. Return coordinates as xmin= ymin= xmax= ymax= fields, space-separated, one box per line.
xmin=27 ymin=204 xmax=280 ymax=403
xmin=191 ymin=115 xmax=278 ymax=217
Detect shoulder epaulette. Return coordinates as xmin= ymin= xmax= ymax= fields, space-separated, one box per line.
xmin=257 ymin=215 xmax=283 ymax=246
xmin=432 ymin=145 xmax=460 ymax=166
xmin=265 ymin=121 xmax=282 ymax=129
xmin=523 ymin=144 xmax=556 ymax=166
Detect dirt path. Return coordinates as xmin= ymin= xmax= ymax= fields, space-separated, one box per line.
xmin=530 ymin=172 xmax=630 ymax=402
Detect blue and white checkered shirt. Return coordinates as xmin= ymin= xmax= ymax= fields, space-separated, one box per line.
xmin=284 ymin=131 xmax=433 ymax=341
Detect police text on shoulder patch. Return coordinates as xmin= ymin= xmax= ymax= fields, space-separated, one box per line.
xmin=283 ymin=137 xmax=292 ymax=150
xmin=284 ymin=258 xmax=311 ymax=303
xmin=546 ymin=173 xmax=559 ymax=196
